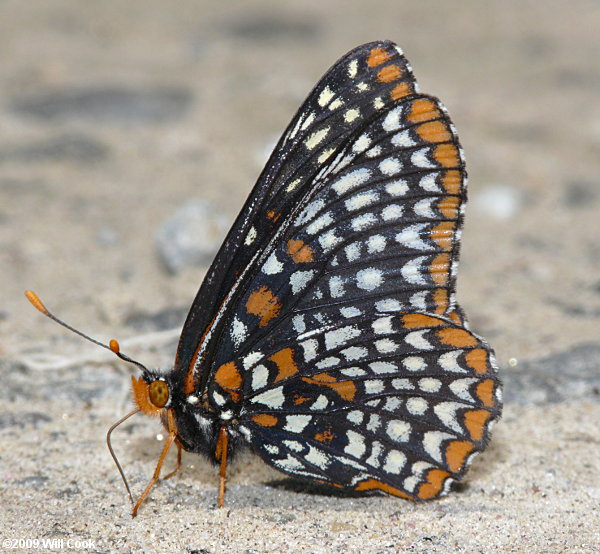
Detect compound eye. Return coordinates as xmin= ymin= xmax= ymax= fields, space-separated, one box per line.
xmin=148 ymin=380 xmax=169 ymax=408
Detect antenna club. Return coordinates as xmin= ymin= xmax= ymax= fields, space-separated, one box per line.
xmin=25 ymin=290 xmax=49 ymax=314
xmin=109 ymin=339 xmax=121 ymax=354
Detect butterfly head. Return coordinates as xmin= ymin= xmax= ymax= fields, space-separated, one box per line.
xmin=131 ymin=373 xmax=171 ymax=416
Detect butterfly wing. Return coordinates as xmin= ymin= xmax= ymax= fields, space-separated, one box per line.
xmin=175 ymin=40 xmax=422 ymax=389
xmin=236 ymin=311 xmax=500 ymax=499
xmin=189 ymin=42 xmax=502 ymax=496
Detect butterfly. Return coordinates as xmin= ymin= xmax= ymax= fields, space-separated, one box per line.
xmin=27 ymin=40 xmax=502 ymax=516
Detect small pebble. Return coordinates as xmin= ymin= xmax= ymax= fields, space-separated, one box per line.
xmin=470 ymin=184 xmax=522 ymax=220
xmin=155 ymin=199 xmax=229 ymax=274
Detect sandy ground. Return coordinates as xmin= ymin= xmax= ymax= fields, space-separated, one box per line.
xmin=1 ymin=1 xmax=599 ymax=552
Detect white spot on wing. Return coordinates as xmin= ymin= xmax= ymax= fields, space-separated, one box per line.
xmin=434 ymin=402 xmax=464 ymax=433
xmin=345 ymin=430 xmax=366 ymax=458
xmin=419 ymin=173 xmax=441 ymax=192
xmin=306 ymin=212 xmax=333 ymax=235
xmin=403 ymin=356 xmax=426 ymax=371
xmin=290 ymin=269 xmax=315 ymax=294
xmin=348 ymin=59 xmax=358 ymax=78
xmin=405 ymin=330 xmax=433 ymax=350
xmin=251 ymin=364 xmax=269 ymax=391
xmin=382 ymin=106 xmax=403 ymax=132
xmin=367 ymin=234 xmax=386 ymax=253
xmin=382 ymin=204 xmax=403 ymax=221
xmin=401 ymin=256 xmax=427 ymax=285
xmin=414 ymin=198 xmax=437 ymax=219
xmin=392 ymin=130 xmax=416 ymax=147
xmin=318 ymin=86 xmax=335 ymax=107
xmin=376 ymin=298 xmax=403 ymax=312
xmin=305 ymin=127 xmax=330 ymax=150
xmin=244 ymin=226 xmax=257 ymax=245
xmin=344 ymin=108 xmax=360 ymax=122
xmin=386 ymin=179 xmax=408 ymax=196
xmin=231 ymin=316 xmax=247 ymax=347
xmin=406 ymin=397 xmax=428 ymax=415
xmin=325 ymin=325 xmax=361 ymax=349
xmin=351 ymin=213 xmax=376 ymax=231
xmin=329 ymin=276 xmax=345 ymax=298
xmin=386 ymin=420 xmax=411 ymax=442
xmin=372 ymin=316 xmax=394 ymax=334
xmin=396 ymin=223 xmax=430 ymax=250
xmin=411 ymin=147 xmax=435 ymax=168
xmin=379 ymin=158 xmax=402 ymax=176
xmin=423 ymin=431 xmax=455 ymax=463
xmin=341 ymin=346 xmax=368 ymax=361
xmin=345 ymin=191 xmax=379 ymax=211
xmin=251 ymin=386 xmax=285 ymax=408
xmin=262 ymin=252 xmax=283 ymax=275
xmin=352 ymin=134 xmax=371 ymax=153
xmin=332 ymin=168 xmax=372 ymax=195
xmin=383 ymin=450 xmax=407 ymax=474
xmin=356 ymin=268 xmax=384 ymax=291
xmin=285 ymin=415 xmax=312 ymax=433
xmin=369 ymin=361 xmax=397 ymax=374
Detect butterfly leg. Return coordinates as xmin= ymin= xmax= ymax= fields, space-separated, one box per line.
xmin=215 ymin=426 xmax=229 ymax=508
xmin=163 ymin=442 xmax=183 ymax=480
xmin=131 ymin=409 xmax=177 ymax=517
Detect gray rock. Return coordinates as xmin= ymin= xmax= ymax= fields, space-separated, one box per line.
xmin=0 ymin=134 xmax=108 ymax=164
xmin=12 ymin=86 xmax=193 ymax=124
xmin=503 ymin=343 xmax=600 ymax=405
xmin=155 ymin=199 xmax=229 ymax=274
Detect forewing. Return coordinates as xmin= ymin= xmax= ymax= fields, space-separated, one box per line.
xmin=175 ymin=40 xmax=423 ymax=386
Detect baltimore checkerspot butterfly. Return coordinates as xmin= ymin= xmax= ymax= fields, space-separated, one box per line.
xmin=27 ymin=40 xmax=502 ymax=516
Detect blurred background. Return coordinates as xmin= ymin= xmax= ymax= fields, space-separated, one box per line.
xmin=3 ymin=1 xmax=599 ymax=370
xmin=2 ymin=1 xmax=599 ymax=550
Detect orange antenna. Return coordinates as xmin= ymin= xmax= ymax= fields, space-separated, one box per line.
xmin=24 ymin=290 xmax=149 ymax=373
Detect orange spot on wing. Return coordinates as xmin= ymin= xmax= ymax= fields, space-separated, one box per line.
xmin=302 ymin=373 xmax=356 ymax=401
xmin=355 ymin=478 xmax=411 ymax=499
xmin=447 ymin=310 xmax=463 ymax=325
xmin=367 ymin=47 xmax=392 ymax=67
xmin=417 ymin=120 xmax=452 ymax=143
xmin=433 ymin=288 xmax=449 ymax=314
xmin=476 ymin=379 xmax=496 ymax=408
xmin=445 ymin=440 xmax=475 ymax=473
xmin=437 ymin=327 xmax=478 ymax=348
xmin=402 ymin=313 xmax=445 ymax=329
xmin=214 ymin=361 xmax=242 ymax=402
xmin=430 ymin=253 xmax=450 ymax=286
xmin=434 ymin=143 xmax=460 ymax=167
xmin=463 ymin=409 xmax=492 ymax=441
xmin=390 ymin=82 xmax=411 ymax=100
xmin=246 ymin=286 xmax=282 ymax=327
xmin=442 ymin=169 xmax=462 ymax=194
xmin=266 ymin=209 xmax=281 ymax=222
xmin=293 ymin=394 xmax=310 ymax=405
xmin=407 ymin=98 xmax=441 ymax=123
xmin=215 ymin=361 xmax=242 ymax=390
xmin=314 ymin=428 xmax=334 ymax=443
xmin=465 ymin=348 xmax=490 ymax=375
xmin=131 ymin=376 xmax=161 ymax=417
xmin=377 ymin=64 xmax=402 ymax=83
xmin=430 ymin=221 xmax=455 ymax=251
xmin=269 ymin=348 xmax=299 ymax=383
xmin=437 ymin=195 xmax=461 ymax=219
xmin=252 ymin=414 xmax=278 ymax=427
xmin=287 ymin=239 xmax=314 ymax=263
xmin=417 ymin=469 xmax=451 ymax=499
